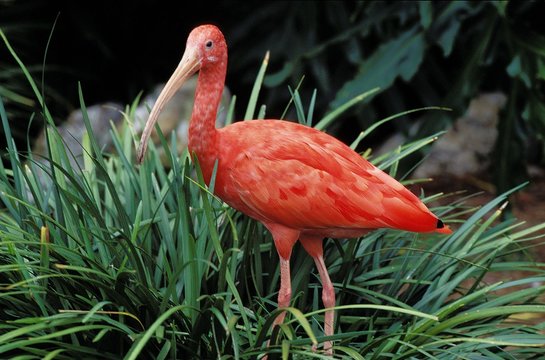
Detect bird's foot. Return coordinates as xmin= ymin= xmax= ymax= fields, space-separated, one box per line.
xmin=312 ymin=340 xmax=333 ymax=356
xmin=323 ymin=340 xmax=333 ymax=356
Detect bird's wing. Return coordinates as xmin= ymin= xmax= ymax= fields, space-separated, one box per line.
xmin=217 ymin=120 xmax=438 ymax=232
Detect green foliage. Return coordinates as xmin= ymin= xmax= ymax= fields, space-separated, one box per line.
xmin=2 ymin=1 xmax=544 ymax=194
xmin=0 ymin=5 xmax=68 ymax=147
xmin=1 ymin=25 xmax=545 ymax=360
xmin=229 ymin=1 xmax=545 ymax=192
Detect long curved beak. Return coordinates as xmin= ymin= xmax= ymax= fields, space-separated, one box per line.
xmin=136 ymin=49 xmax=200 ymax=163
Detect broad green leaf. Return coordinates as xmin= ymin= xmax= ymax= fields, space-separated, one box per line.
xmin=419 ymin=1 xmax=433 ymax=29
xmin=330 ymin=27 xmax=425 ymax=109
xmin=507 ymin=54 xmax=532 ymax=87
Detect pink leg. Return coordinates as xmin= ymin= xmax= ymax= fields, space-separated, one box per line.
xmin=272 ymin=257 xmax=291 ymax=329
xmin=263 ymin=224 xmax=299 ymax=350
xmin=300 ymin=236 xmax=335 ymax=355
xmin=313 ymin=254 xmax=335 ymax=355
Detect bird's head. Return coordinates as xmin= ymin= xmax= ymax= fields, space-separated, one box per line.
xmin=186 ymin=24 xmax=227 ymax=68
xmin=136 ymin=24 xmax=226 ymax=163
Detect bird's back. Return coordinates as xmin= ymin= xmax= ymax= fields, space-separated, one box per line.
xmin=212 ymin=120 xmax=444 ymax=235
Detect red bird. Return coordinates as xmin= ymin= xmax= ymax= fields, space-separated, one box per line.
xmin=137 ymin=24 xmax=452 ymax=355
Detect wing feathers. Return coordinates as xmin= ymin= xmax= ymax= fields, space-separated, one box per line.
xmin=218 ymin=120 xmax=439 ymax=232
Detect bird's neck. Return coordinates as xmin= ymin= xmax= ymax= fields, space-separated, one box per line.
xmin=188 ymin=62 xmax=226 ymax=184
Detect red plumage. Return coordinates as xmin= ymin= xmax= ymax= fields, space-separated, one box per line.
xmin=137 ymin=24 xmax=451 ymax=355
xmin=216 ymin=120 xmax=442 ymax=233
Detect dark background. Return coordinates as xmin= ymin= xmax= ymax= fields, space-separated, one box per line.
xmin=1 ymin=1 xmax=247 ymax=115
xmin=1 ymin=0 xmax=544 ymax=194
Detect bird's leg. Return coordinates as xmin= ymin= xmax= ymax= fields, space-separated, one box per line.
xmin=273 ymin=256 xmax=291 ymax=329
xmin=262 ymin=255 xmax=292 ymax=360
xmin=300 ymin=236 xmax=334 ymax=355
xmin=264 ymin=224 xmax=300 ymax=346
xmin=313 ymin=252 xmax=335 ymax=355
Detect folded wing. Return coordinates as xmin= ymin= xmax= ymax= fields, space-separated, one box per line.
xmin=218 ymin=120 xmax=440 ymax=233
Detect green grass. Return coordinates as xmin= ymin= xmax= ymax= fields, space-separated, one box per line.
xmin=2 ymin=29 xmax=545 ymax=359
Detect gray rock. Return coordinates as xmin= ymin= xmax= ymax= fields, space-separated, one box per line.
xmin=33 ymin=76 xmax=231 ymax=166
xmin=413 ymin=92 xmax=507 ymax=179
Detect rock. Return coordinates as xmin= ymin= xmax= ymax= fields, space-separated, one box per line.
xmin=32 ymin=76 xmax=231 ymax=166
xmin=28 ymin=78 xmax=231 ymax=201
xmin=32 ymin=102 xmax=124 ymax=168
xmin=413 ymin=92 xmax=507 ymax=179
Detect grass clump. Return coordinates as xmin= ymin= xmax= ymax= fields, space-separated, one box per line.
xmin=1 ymin=30 xmax=545 ymax=359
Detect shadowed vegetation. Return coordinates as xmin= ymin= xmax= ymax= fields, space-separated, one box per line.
xmin=1 ymin=26 xmax=545 ymax=358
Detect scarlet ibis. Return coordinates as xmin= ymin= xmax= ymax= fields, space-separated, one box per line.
xmin=137 ymin=24 xmax=452 ymax=355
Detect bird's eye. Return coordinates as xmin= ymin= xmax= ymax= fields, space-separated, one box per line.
xmin=205 ymin=40 xmax=213 ymax=49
